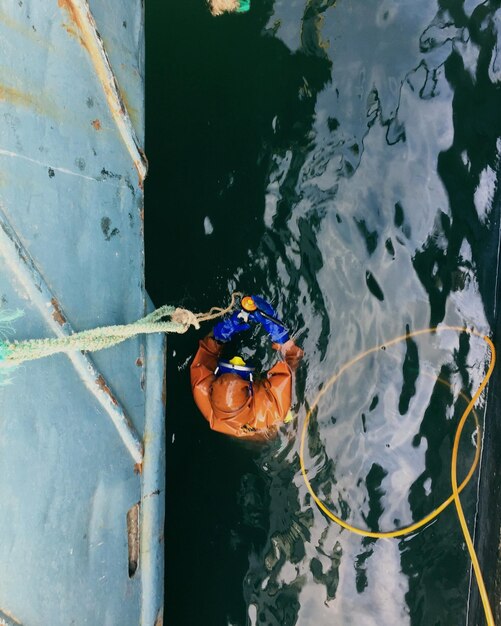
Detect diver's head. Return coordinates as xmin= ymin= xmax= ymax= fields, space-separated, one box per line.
xmin=212 ymin=356 xmax=254 ymax=412
xmin=211 ymin=373 xmax=251 ymax=412
xmin=215 ymin=356 xmax=254 ymax=382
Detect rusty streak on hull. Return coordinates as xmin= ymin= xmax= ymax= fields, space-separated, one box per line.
xmin=57 ymin=0 xmax=147 ymax=186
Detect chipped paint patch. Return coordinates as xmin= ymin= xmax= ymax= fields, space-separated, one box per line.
xmin=95 ymin=374 xmax=118 ymax=406
xmin=50 ymin=297 xmax=66 ymax=326
xmin=162 ymin=363 xmax=166 ymax=406
xmin=154 ymin=608 xmax=164 ymax=626
xmin=99 ymin=167 xmax=135 ymax=196
xmin=101 ymin=216 xmax=119 ymax=241
xmin=127 ymin=502 xmax=140 ymax=578
xmin=116 ymin=79 xmax=140 ymax=134
xmin=91 ymin=118 xmax=101 ymax=130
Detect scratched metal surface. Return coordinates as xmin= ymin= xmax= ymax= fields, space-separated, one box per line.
xmin=0 ymin=2 xmax=163 ymax=625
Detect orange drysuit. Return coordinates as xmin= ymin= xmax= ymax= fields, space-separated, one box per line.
xmin=190 ymin=335 xmax=303 ymax=439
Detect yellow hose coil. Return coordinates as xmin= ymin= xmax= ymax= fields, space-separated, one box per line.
xmin=299 ymin=326 xmax=495 ymax=626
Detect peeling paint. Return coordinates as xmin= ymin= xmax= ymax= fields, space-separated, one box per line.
xmin=50 ymin=297 xmax=66 ymax=326
xmin=100 ymin=216 xmax=119 ymax=241
xmin=154 ymin=608 xmax=164 ymax=626
xmin=95 ymin=374 xmax=118 ymax=406
xmin=127 ymin=502 xmax=140 ymax=578
xmin=116 ymin=82 xmax=139 ymax=134
xmin=91 ymin=118 xmax=101 ymax=130
xmin=143 ymin=489 xmax=160 ymax=499
xmin=99 ymin=167 xmax=135 ymax=196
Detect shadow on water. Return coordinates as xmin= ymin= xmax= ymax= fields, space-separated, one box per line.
xmin=146 ymin=0 xmax=501 ymax=624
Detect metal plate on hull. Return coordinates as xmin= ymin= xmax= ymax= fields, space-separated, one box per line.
xmin=0 ymin=2 xmax=163 ymax=624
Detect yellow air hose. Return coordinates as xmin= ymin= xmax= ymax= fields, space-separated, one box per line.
xmin=299 ymin=326 xmax=496 ymax=625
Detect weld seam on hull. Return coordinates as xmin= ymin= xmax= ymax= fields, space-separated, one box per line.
xmin=0 ymin=204 xmax=143 ymax=464
xmin=139 ymin=332 xmax=166 ymax=625
xmin=0 ymin=608 xmax=23 ymax=625
xmin=58 ymin=0 xmax=147 ymax=184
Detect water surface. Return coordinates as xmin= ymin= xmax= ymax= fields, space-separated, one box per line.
xmin=146 ymin=0 xmax=501 ymax=623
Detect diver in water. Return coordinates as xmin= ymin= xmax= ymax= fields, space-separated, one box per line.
xmin=190 ymin=296 xmax=303 ymax=439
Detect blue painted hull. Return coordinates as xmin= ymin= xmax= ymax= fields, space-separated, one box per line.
xmin=0 ymin=2 xmax=164 ymax=624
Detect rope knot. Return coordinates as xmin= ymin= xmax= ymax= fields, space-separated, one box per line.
xmin=0 ymin=293 xmax=242 ymax=368
xmin=171 ymin=307 xmax=201 ymax=331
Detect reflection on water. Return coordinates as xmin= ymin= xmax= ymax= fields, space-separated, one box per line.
xmin=146 ymin=0 xmax=501 ymax=624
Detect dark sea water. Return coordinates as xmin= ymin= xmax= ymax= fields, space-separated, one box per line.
xmin=145 ymin=1 xmax=501 ymax=624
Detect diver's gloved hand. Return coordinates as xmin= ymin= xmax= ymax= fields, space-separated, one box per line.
xmin=248 ymin=295 xmax=290 ymax=344
xmin=213 ymin=311 xmax=250 ymax=342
